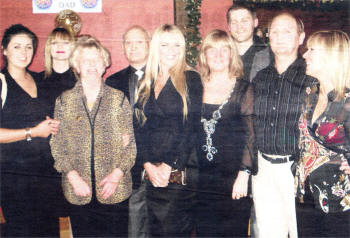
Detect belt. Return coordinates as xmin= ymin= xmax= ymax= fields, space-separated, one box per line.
xmin=142 ymin=168 xmax=187 ymax=186
xmin=261 ymin=153 xmax=294 ymax=164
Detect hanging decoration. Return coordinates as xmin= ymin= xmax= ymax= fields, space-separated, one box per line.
xmin=184 ymin=0 xmax=202 ymax=67
xmin=233 ymin=0 xmax=348 ymax=12
xmin=55 ymin=9 xmax=82 ymax=36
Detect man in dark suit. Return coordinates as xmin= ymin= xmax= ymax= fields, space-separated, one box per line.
xmin=106 ymin=25 xmax=150 ymax=238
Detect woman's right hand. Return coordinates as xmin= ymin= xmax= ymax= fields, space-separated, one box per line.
xmin=67 ymin=170 xmax=91 ymax=197
xmin=32 ymin=116 xmax=60 ymax=138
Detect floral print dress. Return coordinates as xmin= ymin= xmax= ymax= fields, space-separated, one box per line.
xmin=295 ymin=86 xmax=350 ymax=213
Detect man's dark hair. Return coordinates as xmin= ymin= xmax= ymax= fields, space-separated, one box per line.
xmin=226 ymin=4 xmax=256 ymax=24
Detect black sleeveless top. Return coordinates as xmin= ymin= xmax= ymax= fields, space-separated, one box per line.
xmin=1 ymin=68 xmax=54 ymax=175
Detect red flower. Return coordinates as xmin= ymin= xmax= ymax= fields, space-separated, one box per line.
xmin=317 ymin=121 xmax=345 ymax=145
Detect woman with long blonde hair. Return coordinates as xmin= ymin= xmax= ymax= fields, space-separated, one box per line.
xmin=135 ymin=24 xmax=202 ymax=237
xmin=195 ymin=29 xmax=255 ymax=237
xmin=295 ymin=30 xmax=350 ymax=237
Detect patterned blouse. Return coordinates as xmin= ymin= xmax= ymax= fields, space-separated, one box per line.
xmin=295 ymin=85 xmax=350 ymax=213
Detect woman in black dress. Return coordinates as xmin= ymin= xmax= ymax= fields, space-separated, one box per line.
xmin=39 ymin=27 xmax=76 ymax=116
xmin=195 ymin=29 xmax=256 ymax=237
xmin=0 ymin=24 xmax=60 ymax=237
xmin=135 ymin=24 xmax=203 ymax=237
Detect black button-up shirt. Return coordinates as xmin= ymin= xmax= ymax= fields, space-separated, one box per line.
xmin=253 ymin=56 xmax=317 ymax=156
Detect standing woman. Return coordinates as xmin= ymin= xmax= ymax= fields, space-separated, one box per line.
xmin=295 ymin=30 xmax=350 ymax=237
xmin=195 ymin=29 xmax=255 ymax=237
xmin=0 ymin=24 xmax=60 ymax=237
xmin=135 ymin=24 xmax=203 ymax=237
xmin=50 ymin=35 xmax=136 ymax=237
xmin=39 ymin=27 xmax=76 ymax=116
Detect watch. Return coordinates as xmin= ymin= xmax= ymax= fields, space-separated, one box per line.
xmin=25 ymin=128 xmax=32 ymax=142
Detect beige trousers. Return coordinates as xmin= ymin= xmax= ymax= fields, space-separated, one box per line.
xmin=252 ymin=152 xmax=298 ymax=238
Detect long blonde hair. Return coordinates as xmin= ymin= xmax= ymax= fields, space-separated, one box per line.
xmin=307 ymin=30 xmax=350 ymax=101
xmin=199 ymin=29 xmax=243 ymax=81
xmin=44 ymin=27 xmax=75 ymax=78
xmin=136 ymin=24 xmax=191 ymax=125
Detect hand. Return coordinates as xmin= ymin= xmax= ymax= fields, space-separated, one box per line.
xmin=31 ymin=116 xmax=60 ymax=138
xmin=99 ymin=168 xmax=124 ymax=199
xmin=47 ymin=116 xmax=60 ymax=135
xmin=122 ymin=133 xmax=130 ymax=147
xmin=232 ymin=171 xmax=250 ymax=200
xmin=340 ymin=160 xmax=350 ymax=175
xmin=67 ymin=170 xmax=91 ymax=197
xmin=144 ymin=162 xmax=171 ymax=187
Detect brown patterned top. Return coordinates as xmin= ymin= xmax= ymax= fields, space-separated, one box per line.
xmin=50 ymin=80 xmax=136 ymax=205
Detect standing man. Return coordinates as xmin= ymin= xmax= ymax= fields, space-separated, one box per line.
xmin=252 ymin=13 xmax=316 ymax=238
xmin=226 ymin=4 xmax=269 ymax=82
xmin=106 ymin=25 xmax=150 ymax=238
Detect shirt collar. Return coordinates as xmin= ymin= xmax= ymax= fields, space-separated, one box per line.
xmin=268 ymin=55 xmax=306 ymax=75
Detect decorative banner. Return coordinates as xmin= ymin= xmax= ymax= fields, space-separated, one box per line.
xmin=33 ymin=0 xmax=102 ymax=13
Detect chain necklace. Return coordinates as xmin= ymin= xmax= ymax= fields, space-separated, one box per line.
xmin=201 ymin=85 xmax=235 ymax=161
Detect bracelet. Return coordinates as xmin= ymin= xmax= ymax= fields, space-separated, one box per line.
xmin=25 ymin=128 xmax=32 ymax=142
xmin=240 ymin=168 xmax=251 ymax=175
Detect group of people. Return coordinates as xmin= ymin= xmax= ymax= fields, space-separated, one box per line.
xmin=0 ymin=3 xmax=350 ymax=238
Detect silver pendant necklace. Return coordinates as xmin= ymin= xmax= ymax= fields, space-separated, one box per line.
xmin=201 ymin=85 xmax=235 ymax=161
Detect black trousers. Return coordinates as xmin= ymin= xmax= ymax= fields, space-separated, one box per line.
xmin=195 ymin=191 xmax=252 ymax=237
xmin=146 ymin=182 xmax=196 ymax=237
xmin=297 ymin=201 xmax=350 ymax=237
xmin=69 ymin=198 xmax=129 ymax=237
xmin=1 ymin=171 xmax=60 ymax=237
xmin=129 ymin=183 xmax=150 ymax=237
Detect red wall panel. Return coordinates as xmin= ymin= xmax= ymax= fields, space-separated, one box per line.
xmin=200 ymin=0 xmax=233 ymax=37
xmin=0 ymin=0 xmax=174 ymax=77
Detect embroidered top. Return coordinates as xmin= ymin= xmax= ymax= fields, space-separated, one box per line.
xmin=197 ymin=79 xmax=257 ymax=195
xmin=295 ymin=85 xmax=350 ymax=213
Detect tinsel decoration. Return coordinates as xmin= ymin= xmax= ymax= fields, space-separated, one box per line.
xmin=184 ymin=0 xmax=202 ymax=67
xmin=233 ymin=0 xmax=348 ymax=12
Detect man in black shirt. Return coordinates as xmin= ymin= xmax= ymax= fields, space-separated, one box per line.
xmin=106 ymin=25 xmax=150 ymax=238
xmin=252 ymin=13 xmax=316 ymax=238
xmin=226 ymin=4 xmax=269 ymax=82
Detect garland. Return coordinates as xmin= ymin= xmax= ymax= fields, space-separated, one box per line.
xmin=184 ymin=0 xmax=202 ymax=67
xmin=233 ymin=0 xmax=348 ymax=12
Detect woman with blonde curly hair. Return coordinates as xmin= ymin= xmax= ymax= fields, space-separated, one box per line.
xmin=295 ymin=30 xmax=350 ymax=237
xmin=195 ymin=29 xmax=255 ymax=237
xmin=135 ymin=24 xmax=202 ymax=237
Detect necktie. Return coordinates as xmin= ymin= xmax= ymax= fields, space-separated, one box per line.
xmin=132 ymin=70 xmax=144 ymax=106
xmin=135 ymin=70 xmax=144 ymax=81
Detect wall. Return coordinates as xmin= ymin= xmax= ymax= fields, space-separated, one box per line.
xmin=2 ymin=1 xmax=348 ymax=75
xmin=0 ymin=0 xmax=174 ymax=77
xmin=200 ymin=0 xmax=233 ymax=37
